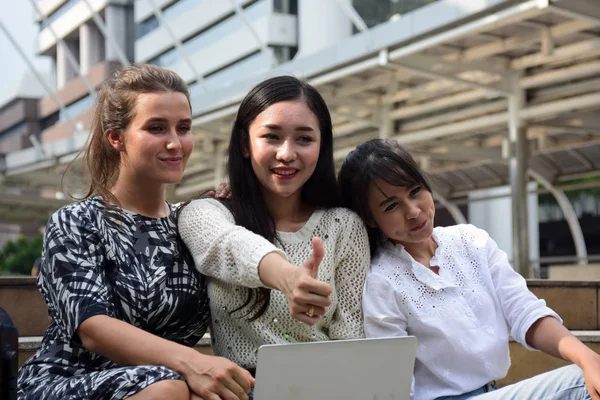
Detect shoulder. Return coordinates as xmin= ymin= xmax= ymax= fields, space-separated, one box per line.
xmin=46 ymin=197 xmax=105 ymax=240
xmin=436 ymin=224 xmax=491 ymax=249
xmin=179 ymin=198 xmax=234 ymax=219
xmin=369 ymin=245 xmax=409 ymax=275
xmin=320 ymin=207 xmax=365 ymax=229
xmin=365 ymin=255 xmax=398 ymax=291
xmin=50 ymin=197 xmax=103 ymax=228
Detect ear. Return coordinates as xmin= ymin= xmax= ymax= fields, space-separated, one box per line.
xmin=365 ymin=218 xmax=378 ymax=229
xmin=106 ymin=129 xmax=124 ymax=152
xmin=240 ymin=142 xmax=250 ymax=159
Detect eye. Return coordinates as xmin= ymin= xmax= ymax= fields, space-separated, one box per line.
xmin=177 ymin=125 xmax=191 ymax=134
xmin=409 ymin=186 xmax=422 ymax=197
xmin=148 ymin=125 xmax=165 ymax=134
xmin=262 ymin=133 xmax=279 ymax=140
xmin=297 ymin=136 xmax=314 ymax=143
xmin=384 ymin=202 xmax=400 ymax=212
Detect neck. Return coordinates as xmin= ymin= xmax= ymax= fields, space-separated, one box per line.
xmin=261 ymin=189 xmax=306 ymax=226
xmin=110 ymin=174 xmax=168 ymax=218
xmin=402 ymin=236 xmax=437 ymax=261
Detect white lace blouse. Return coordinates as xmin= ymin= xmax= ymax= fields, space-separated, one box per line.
xmin=178 ymin=199 xmax=370 ymax=369
xmin=363 ymin=224 xmax=561 ymax=400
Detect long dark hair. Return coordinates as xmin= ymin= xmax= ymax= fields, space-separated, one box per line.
xmin=338 ymin=139 xmax=431 ymax=255
xmin=227 ymin=75 xmax=340 ymax=320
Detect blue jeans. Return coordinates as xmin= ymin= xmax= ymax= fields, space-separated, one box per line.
xmin=436 ymin=364 xmax=590 ymax=400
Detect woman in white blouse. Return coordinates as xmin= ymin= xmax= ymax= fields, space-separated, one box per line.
xmin=338 ymin=138 xmax=600 ymax=400
xmin=178 ymin=76 xmax=370 ymax=392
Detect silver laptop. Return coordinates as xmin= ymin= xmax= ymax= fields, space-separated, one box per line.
xmin=253 ymin=336 xmax=417 ymax=400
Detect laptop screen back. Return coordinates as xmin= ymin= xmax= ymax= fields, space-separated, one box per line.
xmin=254 ymin=336 xmax=417 ymax=400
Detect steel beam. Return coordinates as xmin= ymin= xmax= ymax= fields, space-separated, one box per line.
xmin=528 ymin=168 xmax=588 ymax=265
xmin=147 ymin=0 xmax=205 ymax=89
xmin=432 ymin=192 xmax=467 ymax=225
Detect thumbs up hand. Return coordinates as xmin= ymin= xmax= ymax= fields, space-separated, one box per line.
xmin=281 ymin=237 xmax=332 ymax=325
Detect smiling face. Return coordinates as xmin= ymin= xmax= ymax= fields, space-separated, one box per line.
xmin=245 ymin=100 xmax=321 ymax=202
xmin=110 ymin=91 xmax=193 ymax=186
xmin=367 ymin=178 xmax=435 ymax=247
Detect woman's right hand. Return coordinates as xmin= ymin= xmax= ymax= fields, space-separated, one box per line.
xmin=279 ymin=237 xmax=332 ymax=325
xmin=182 ymin=352 xmax=254 ymax=400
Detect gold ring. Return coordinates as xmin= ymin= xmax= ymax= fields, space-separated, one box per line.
xmin=307 ymin=306 xmax=315 ymax=317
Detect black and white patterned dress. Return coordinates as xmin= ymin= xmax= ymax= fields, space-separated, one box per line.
xmin=18 ymin=197 xmax=210 ymax=400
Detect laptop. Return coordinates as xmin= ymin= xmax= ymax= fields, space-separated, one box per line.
xmin=253 ymin=336 xmax=417 ymax=400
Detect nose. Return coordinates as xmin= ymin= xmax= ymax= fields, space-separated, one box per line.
xmin=165 ymin=129 xmax=181 ymax=151
xmin=405 ymin=201 xmax=421 ymax=220
xmin=276 ymin=139 xmax=296 ymax=162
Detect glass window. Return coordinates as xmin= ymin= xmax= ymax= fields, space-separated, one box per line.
xmin=136 ymin=0 xmax=208 ymax=39
xmin=352 ymin=0 xmax=439 ymax=28
xmin=137 ymin=16 xmax=159 ymax=39
xmin=40 ymin=0 xmax=79 ymax=29
xmin=163 ymin=0 xmax=198 ymax=20
xmin=0 ymin=121 xmax=26 ymax=139
xmin=58 ymin=95 xmax=94 ymax=123
xmin=274 ymin=0 xmax=297 ymax=14
xmin=182 ymin=0 xmax=269 ymax=56
xmin=148 ymin=0 xmax=269 ymax=69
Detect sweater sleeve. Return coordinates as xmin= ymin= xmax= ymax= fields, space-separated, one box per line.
xmin=329 ymin=210 xmax=370 ymax=340
xmin=178 ymin=198 xmax=287 ymax=288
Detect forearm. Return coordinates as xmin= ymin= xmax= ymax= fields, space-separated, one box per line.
xmin=257 ymin=252 xmax=297 ymax=293
xmin=179 ymin=200 xmax=286 ymax=288
xmin=526 ymin=316 xmax=597 ymax=367
xmin=78 ymin=315 xmax=203 ymax=376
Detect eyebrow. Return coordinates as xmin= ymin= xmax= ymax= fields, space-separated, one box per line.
xmin=378 ymin=196 xmax=397 ymax=207
xmin=144 ymin=117 xmax=192 ymax=124
xmin=262 ymin=124 xmax=315 ymax=132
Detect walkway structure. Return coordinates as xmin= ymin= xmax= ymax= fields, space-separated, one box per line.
xmin=1 ymin=0 xmax=599 ymax=276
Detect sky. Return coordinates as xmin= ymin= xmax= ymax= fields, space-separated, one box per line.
xmin=0 ymin=0 xmax=52 ymax=103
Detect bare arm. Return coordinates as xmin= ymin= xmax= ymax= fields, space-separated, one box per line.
xmin=526 ymin=316 xmax=600 ymax=400
xmin=526 ymin=316 xmax=599 ymax=366
xmin=79 ymin=315 xmax=253 ymax=400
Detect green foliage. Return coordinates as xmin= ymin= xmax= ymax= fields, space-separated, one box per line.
xmin=0 ymin=234 xmax=44 ymax=276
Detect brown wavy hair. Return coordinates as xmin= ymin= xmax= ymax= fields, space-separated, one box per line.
xmin=65 ymin=63 xmax=191 ymax=205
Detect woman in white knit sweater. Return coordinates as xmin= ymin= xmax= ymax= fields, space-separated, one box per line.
xmin=178 ymin=76 xmax=370 ymax=382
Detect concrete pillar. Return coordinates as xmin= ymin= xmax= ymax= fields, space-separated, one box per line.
xmin=56 ymin=39 xmax=78 ymax=89
xmin=104 ymin=5 xmax=130 ymax=62
xmin=469 ymin=185 xmax=539 ymax=275
xmin=296 ymin=0 xmax=352 ymax=57
xmin=509 ymin=75 xmax=530 ymax=277
xmin=80 ymin=21 xmax=103 ymax=75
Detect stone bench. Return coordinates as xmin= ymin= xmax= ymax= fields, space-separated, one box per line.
xmin=527 ymin=280 xmax=600 ymax=330
xmin=4 ymin=278 xmax=600 ymax=334
xmin=0 ymin=277 xmax=49 ymax=336
xmin=18 ymin=334 xmax=213 ymax=368
xmin=500 ymin=330 xmax=600 ymax=386
xmin=18 ymin=331 xmax=600 ymax=388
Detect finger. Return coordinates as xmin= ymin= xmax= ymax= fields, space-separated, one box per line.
xmin=206 ymin=190 xmax=216 ymax=198
xmin=215 ymin=371 xmax=249 ymax=400
xmin=308 ymin=237 xmax=324 ymax=278
xmin=305 ymin=304 xmax=327 ymax=317
xmin=213 ymin=380 xmax=243 ymax=400
xmin=292 ymin=311 xmax=321 ymax=325
xmin=293 ymin=291 xmax=332 ymax=308
xmin=194 ymin=391 xmax=220 ymax=400
xmin=297 ymin=278 xmax=332 ymax=298
xmin=230 ymin=367 xmax=254 ymax=395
